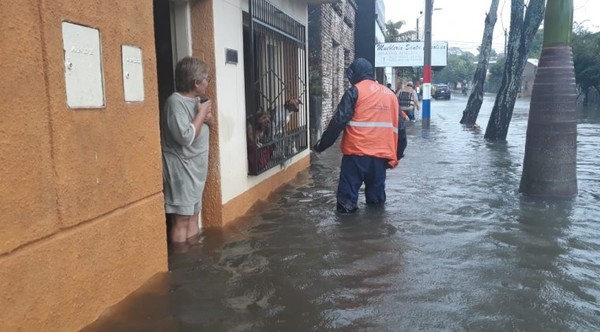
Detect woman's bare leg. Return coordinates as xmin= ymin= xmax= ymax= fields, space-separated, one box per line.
xmin=186 ymin=213 xmax=200 ymax=243
xmin=169 ymin=214 xmax=191 ymax=243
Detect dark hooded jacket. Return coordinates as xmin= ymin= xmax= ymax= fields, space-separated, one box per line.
xmin=313 ymin=58 xmax=375 ymax=152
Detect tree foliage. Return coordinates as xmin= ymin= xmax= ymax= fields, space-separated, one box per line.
xmin=528 ymin=29 xmax=544 ymax=58
xmin=572 ymin=27 xmax=600 ymax=104
xmin=385 ymin=20 xmax=416 ymax=42
xmin=432 ymin=52 xmax=476 ymax=85
xmin=487 ymin=57 xmax=506 ymax=92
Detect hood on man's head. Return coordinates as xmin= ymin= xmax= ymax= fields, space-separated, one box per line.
xmin=345 ymin=58 xmax=374 ymax=85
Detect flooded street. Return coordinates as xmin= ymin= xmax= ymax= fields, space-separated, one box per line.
xmin=85 ymin=95 xmax=600 ymax=331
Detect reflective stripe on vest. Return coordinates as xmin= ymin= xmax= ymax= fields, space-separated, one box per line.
xmin=347 ymin=121 xmax=399 ymax=133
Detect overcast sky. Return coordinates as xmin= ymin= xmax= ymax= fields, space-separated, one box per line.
xmin=383 ymin=0 xmax=600 ymax=54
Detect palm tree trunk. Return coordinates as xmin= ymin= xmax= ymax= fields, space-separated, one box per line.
xmin=460 ymin=0 xmax=500 ymax=126
xmin=519 ymin=0 xmax=578 ymax=197
xmin=483 ymin=0 xmax=545 ymax=141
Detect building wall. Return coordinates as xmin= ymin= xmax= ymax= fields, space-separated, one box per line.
xmin=211 ymin=0 xmax=311 ymax=226
xmin=308 ymin=1 xmax=356 ymax=138
xmin=0 ymin=0 xmax=322 ymax=329
xmin=520 ymin=61 xmax=537 ymax=97
xmin=0 ymin=0 xmax=167 ymax=330
xmin=188 ymin=0 xmax=224 ymax=228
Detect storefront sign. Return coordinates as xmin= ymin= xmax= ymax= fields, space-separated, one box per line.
xmin=375 ymin=41 xmax=448 ymax=67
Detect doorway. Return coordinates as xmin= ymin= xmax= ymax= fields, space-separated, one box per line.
xmin=153 ymin=0 xmax=193 ymax=235
xmin=153 ymin=0 xmax=192 ymax=108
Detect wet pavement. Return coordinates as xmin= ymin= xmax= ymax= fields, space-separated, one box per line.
xmin=84 ymin=95 xmax=600 ymax=331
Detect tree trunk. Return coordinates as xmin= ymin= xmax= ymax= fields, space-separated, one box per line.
xmin=520 ymin=0 xmax=577 ymax=198
xmin=460 ymin=0 xmax=500 ymax=126
xmin=484 ymin=0 xmax=545 ymax=140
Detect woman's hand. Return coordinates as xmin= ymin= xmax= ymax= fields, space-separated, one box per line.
xmin=192 ymin=98 xmax=214 ymax=133
xmin=203 ymin=110 xmax=214 ymax=126
xmin=196 ymin=98 xmax=212 ymax=118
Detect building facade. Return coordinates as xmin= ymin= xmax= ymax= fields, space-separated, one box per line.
xmin=308 ymin=0 xmax=357 ymax=142
xmin=520 ymin=58 xmax=539 ymax=97
xmin=1 ymin=0 xmax=332 ymax=330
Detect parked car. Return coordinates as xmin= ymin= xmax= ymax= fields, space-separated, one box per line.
xmin=432 ymin=84 xmax=451 ymax=100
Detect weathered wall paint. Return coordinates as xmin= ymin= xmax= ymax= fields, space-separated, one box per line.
xmin=0 ymin=0 xmax=167 ymax=330
xmin=190 ymin=0 xmax=224 ymax=228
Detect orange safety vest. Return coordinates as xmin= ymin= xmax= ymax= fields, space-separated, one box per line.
xmin=340 ymin=80 xmax=399 ymax=167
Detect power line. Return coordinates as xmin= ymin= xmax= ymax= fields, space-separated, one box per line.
xmin=499 ymin=0 xmax=508 ymax=32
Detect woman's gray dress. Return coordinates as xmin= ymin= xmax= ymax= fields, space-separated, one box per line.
xmin=160 ymin=93 xmax=209 ymax=215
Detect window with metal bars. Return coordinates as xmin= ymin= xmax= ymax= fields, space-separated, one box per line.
xmin=243 ymin=0 xmax=308 ymax=176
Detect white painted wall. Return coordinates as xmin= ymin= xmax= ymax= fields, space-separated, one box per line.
xmin=213 ymin=0 xmax=311 ymax=204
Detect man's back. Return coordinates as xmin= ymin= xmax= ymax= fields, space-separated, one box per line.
xmin=397 ymin=88 xmax=415 ymax=110
xmin=341 ymin=80 xmax=398 ymax=161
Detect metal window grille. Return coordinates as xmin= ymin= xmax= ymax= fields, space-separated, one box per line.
xmin=245 ymin=0 xmax=308 ymax=176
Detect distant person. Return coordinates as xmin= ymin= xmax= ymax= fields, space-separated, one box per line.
xmin=415 ymin=80 xmax=423 ymax=101
xmin=391 ymin=86 xmax=409 ymax=158
xmin=161 ymin=56 xmax=214 ymax=251
xmin=397 ymin=103 xmax=409 ymax=160
xmin=386 ymin=83 xmax=394 ymax=92
xmin=313 ymin=58 xmax=399 ymax=214
xmin=396 ymin=81 xmax=419 ymax=121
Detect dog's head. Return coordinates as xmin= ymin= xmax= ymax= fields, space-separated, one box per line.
xmin=255 ymin=109 xmax=271 ymax=131
xmin=284 ymin=98 xmax=302 ymax=113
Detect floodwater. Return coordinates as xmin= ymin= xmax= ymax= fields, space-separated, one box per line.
xmin=84 ymin=95 xmax=600 ymax=332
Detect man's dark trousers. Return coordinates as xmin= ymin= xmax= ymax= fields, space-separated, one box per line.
xmin=336 ymin=155 xmax=387 ymax=213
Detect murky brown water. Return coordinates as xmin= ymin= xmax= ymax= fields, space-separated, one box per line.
xmin=84 ymin=95 xmax=600 ymax=331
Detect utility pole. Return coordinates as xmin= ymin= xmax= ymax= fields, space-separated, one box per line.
xmin=422 ymin=0 xmax=433 ymax=128
xmin=416 ymin=11 xmax=423 ymax=41
xmin=416 ymin=17 xmax=419 ymax=41
xmin=504 ymin=28 xmax=508 ymax=55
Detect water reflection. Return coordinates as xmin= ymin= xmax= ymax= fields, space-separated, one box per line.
xmin=84 ymin=96 xmax=600 ymax=331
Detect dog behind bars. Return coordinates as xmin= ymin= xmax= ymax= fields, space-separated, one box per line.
xmin=270 ymin=98 xmax=302 ymax=136
xmin=247 ymin=107 xmax=272 ymax=147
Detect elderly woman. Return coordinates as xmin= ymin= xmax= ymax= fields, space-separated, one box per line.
xmin=161 ymin=56 xmax=213 ymax=248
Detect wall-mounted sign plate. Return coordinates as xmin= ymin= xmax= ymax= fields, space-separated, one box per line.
xmin=122 ymin=45 xmax=144 ymax=102
xmin=226 ymin=48 xmax=238 ymax=65
xmin=62 ymin=22 xmax=105 ymax=108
